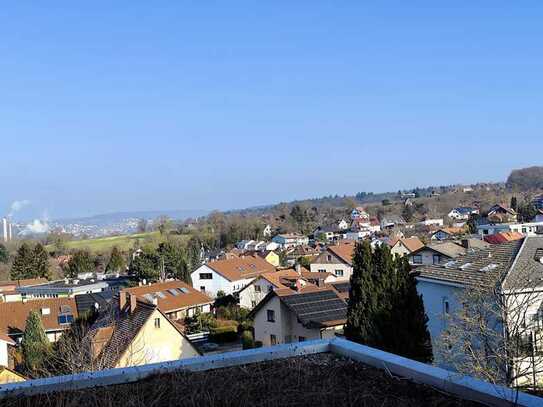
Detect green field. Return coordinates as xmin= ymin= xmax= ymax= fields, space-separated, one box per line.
xmin=46 ymin=231 xmax=168 ymax=254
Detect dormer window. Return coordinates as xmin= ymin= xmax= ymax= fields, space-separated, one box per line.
xmin=41 ymin=308 xmax=50 ymax=316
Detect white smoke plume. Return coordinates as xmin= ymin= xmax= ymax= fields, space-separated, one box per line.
xmin=24 ymin=219 xmax=49 ymax=234
xmin=8 ymin=200 xmax=31 ymax=217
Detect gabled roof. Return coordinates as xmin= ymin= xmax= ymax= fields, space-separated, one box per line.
xmin=433 ymin=227 xmax=465 ymax=236
xmin=412 ymin=242 xmax=466 ymax=259
xmin=451 ymin=207 xmax=476 ymax=214
xmin=417 ymin=239 xmax=523 ymax=287
xmin=488 ymin=204 xmax=517 ymax=215
xmin=123 ymin=280 xmax=212 ymax=313
xmin=484 ymin=231 xmax=524 ymax=244
xmin=392 ymin=237 xmax=424 ymax=253
xmin=0 ymin=278 xmax=48 ymax=292
xmin=250 ymin=288 xmax=347 ymax=329
xmin=327 ymin=242 xmax=355 ymax=265
xmin=279 ymin=289 xmax=348 ymax=328
xmin=0 ymin=298 xmax=78 ymax=337
xmin=204 ymin=257 xmax=276 ymax=281
xmin=503 ymin=237 xmax=543 ymax=291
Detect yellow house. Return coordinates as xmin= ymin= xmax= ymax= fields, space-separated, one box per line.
xmin=91 ymin=294 xmax=201 ymax=369
xmin=258 ymin=250 xmax=280 ymax=267
xmin=0 ymin=367 xmax=26 ymax=384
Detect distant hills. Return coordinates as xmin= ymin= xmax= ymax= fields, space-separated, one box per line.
xmin=53 ymin=209 xmax=209 ymax=226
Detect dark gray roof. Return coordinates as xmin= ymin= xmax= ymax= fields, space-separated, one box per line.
xmin=417 ymin=239 xmax=523 ymax=287
xmin=503 ymin=237 xmax=543 ymax=291
xmin=280 ymin=290 xmax=347 ymax=328
xmin=331 ymin=282 xmax=350 ymax=293
xmin=91 ymin=300 xmax=156 ymax=368
xmin=75 ymin=292 xmax=114 ymax=315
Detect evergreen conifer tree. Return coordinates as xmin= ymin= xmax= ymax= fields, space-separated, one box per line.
xmin=10 ymin=242 xmax=35 ymax=280
xmin=21 ymin=310 xmax=51 ymax=376
xmin=106 ymin=246 xmax=126 ymax=273
xmin=32 ymin=243 xmax=51 ymax=279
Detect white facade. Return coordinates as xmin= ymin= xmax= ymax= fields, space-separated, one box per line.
xmin=477 ymin=222 xmax=543 ymax=237
xmin=419 ymin=219 xmax=444 ymax=227
xmin=310 ymin=261 xmax=352 ymax=281
xmin=409 ymin=249 xmax=448 ymax=266
xmin=239 ymin=277 xmax=275 ymax=309
xmin=0 ymin=339 xmax=10 ymax=367
xmin=252 ymin=295 xmax=342 ymax=346
xmin=271 ymin=234 xmax=309 ymax=249
xmin=191 ymin=264 xmax=255 ymax=298
xmin=262 ymin=225 xmax=272 ymax=237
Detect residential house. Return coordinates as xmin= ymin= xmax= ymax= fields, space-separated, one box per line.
xmin=408 ymin=242 xmax=466 ymax=266
xmin=0 ymin=297 xmax=78 ymax=363
xmin=0 ymin=333 xmax=14 ymax=368
xmin=447 ymin=207 xmax=478 ymax=220
xmin=239 ymin=267 xmax=317 ymax=309
xmin=250 ymin=288 xmax=347 ymax=346
xmin=389 ymin=237 xmax=425 ymax=258
xmin=416 ymin=237 xmax=543 ymax=385
xmin=262 ymin=224 xmax=272 ymax=238
xmin=535 ymin=209 xmax=543 ymax=223
xmin=337 ymin=219 xmax=350 ymax=230
xmin=484 ymin=231 xmax=525 ymax=244
xmin=191 ymin=256 xmax=276 ymax=297
xmin=312 ymin=224 xmax=345 ymax=242
xmin=477 ymin=221 xmax=543 ymax=237
xmin=418 ymin=218 xmax=444 ymax=227
xmin=16 ymin=276 xmax=131 ymax=300
xmin=122 ymin=280 xmax=213 ymax=321
xmin=309 ymin=241 xmax=354 ymax=280
xmin=248 ymin=250 xmax=280 ymax=267
xmin=350 ymin=207 xmax=370 ymax=221
xmin=271 ymin=234 xmax=309 ymax=249
xmin=380 ymin=215 xmax=406 ymax=230
xmin=0 ymin=366 xmax=25 ymax=384
xmin=0 ymin=278 xmax=48 ymax=302
xmin=487 ymin=204 xmax=517 ymax=224
xmin=236 ymin=240 xmax=256 ymax=251
xmin=89 ymin=294 xmax=200 ymax=369
xmin=431 ymin=227 xmax=466 ymax=241
xmin=533 ymin=195 xmax=543 ymax=210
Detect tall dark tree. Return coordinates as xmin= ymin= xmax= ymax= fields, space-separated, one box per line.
xmin=510 ymin=196 xmax=518 ymax=212
xmin=21 ymin=310 xmax=51 ymax=376
xmin=466 ymin=213 xmax=481 ymax=234
xmin=0 ymin=243 xmax=9 ymax=264
xmin=10 ymin=242 xmax=35 ymax=280
xmin=130 ymin=247 xmax=160 ymax=282
xmin=32 ymin=243 xmax=51 ymax=279
xmin=157 ymin=241 xmax=192 ymax=284
xmin=345 ymin=241 xmax=376 ymax=345
xmin=64 ymin=250 xmax=94 ymax=278
xmin=346 ymin=242 xmax=433 ymax=363
xmin=106 ymin=246 xmax=126 ymax=273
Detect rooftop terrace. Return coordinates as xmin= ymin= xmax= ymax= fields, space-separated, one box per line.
xmin=1 ymin=338 xmax=541 ymax=407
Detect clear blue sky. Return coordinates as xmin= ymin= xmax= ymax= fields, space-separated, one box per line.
xmin=1 ymin=2 xmax=543 ymax=220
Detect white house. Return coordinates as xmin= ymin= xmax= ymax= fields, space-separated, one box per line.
xmin=416 ymin=237 xmax=543 ymax=385
xmin=419 ymin=218 xmax=444 ymax=227
xmin=309 ymin=241 xmax=354 ymax=280
xmin=337 ymin=219 xmax=349 ymax=230
xmin=239 ymin=268 xmax=314 ymax=310
xmin=271 ymin=234 xmax=309 ymax=249
xmin=191 ymin=256 xmax=276 ymax=298
xmin=350 ymin=207 xmax=369 ymax=221
xmin=477 ymin=221 xmax=543 ymax=237
xmin=249 ymin=288 xmax=347 ymax=347
xmin=236 ymin=240 xmax=255 ymax=251
xmin=262 ymin=224 xmax=272 ymax=238
xmin=447 ymin=207 xmax=478 ymax=220
xmin=0 ymin=334 xmax=14 ymax=367
xmin=408 ymin=242 xmax=466 ymax=266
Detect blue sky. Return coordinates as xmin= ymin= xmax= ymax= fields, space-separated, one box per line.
xmin=1 ymin=2 xmax=543 ymax=220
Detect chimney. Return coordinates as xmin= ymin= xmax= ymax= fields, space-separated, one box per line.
xmin=461 ymin=239 xmax=470 ymax=249
xmin=295 ymin=279 xmax=302 ymax=292
xmin=129 ymin=294 xmax=137 ymax=313
xmin=119 ymin=291 xmax=127 ymax=310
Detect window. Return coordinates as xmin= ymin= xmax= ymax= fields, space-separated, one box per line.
xmin=251 ymin=301 xmax=256 ymax=308
xmin=318 ymin=269 xmax=326 ymax=273
xmin=255 ymin=285 xmax=261 ymax=293
xmin=483 ymin=229 xmax=489 ymax=235
xmin=58 ymin=314 xmax=74 ymax=325
xmin=270 ymin=334 xmax=277 ymax=345
xmin=334 ymin=269 xmax=344 ymax=277
xmin=268 ymin=285 xmax=273 ymax=293
xmin=327 ymin=255 xmax=332 ymax=261
xmin=299 ymin=336 xmax=306 ymax=342
xmin=267 ymin=309 xmax=275 ymax=322
xmin=432 ymin=255 xmax=440 ymax=265
xmin=443 ymin=298 xmax=450 ymax=315
xmin=412 ymin=255 xmax=422 ymax=264
xmin=154 ymin=317 xmax=161 ymax=328
xmin=199 ymin=273 xmax=212 ymax=280
xmin=522 ymin=228 xmax=527 ymax=234
xmin=200 ymin=286 xmax=206 ymax=293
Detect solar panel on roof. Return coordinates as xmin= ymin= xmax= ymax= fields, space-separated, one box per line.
xmin=178 ymin=287 xmax=189 ymax=294
xmin=155 ymin=291 xmax=166 ymax=299
xmin=168 ymin=288 xmax=180 ymax=296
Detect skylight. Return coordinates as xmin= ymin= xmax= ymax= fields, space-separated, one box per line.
xmin=458 ymin=263 xmax=472 ymax=270
xmin=155 ymin=291 xmax=166 ymax=299
xmin=178 ymin=287 xmax=189 ymax=294
xmin=444 ymin=261 xmax=457 ymax=269
xmin=168 ymin=288 xmax=180 ymax=296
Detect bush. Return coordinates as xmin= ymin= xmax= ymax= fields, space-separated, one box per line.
xmin=209 ymin=325 xmax=238 ymax=343
xmin=242 ymin=330 xmax=255 ymax=350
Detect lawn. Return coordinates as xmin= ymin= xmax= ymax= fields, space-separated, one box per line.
xmin=45 ymin=231 xmax=180 ymax=254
